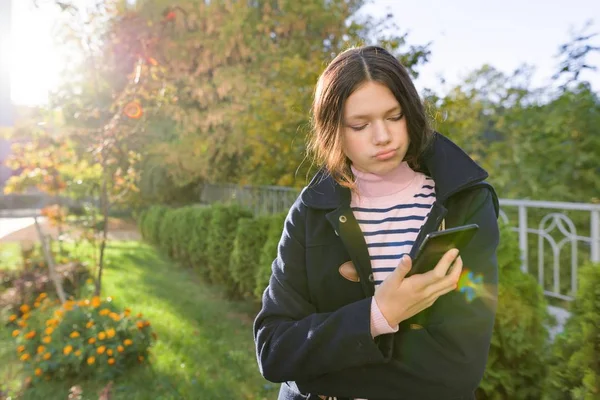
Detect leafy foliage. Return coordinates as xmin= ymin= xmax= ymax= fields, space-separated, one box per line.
xmin=230 ymin=215 xmax=271 ymax=298
xmin=205 ymin=204 xmax=253 ymax=292
xmin=477 ymin=223 xmax=553 ymax=400
xmin=544 ymin=263 xmax=600 ymax=400
xmin=254 ymin=212 xmax=288 ymax=301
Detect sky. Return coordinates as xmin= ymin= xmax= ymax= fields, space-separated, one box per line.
xmin=5 ymin=0 xmax=600 ymax=105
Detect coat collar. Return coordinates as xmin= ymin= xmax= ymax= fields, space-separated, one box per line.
xmin=300 ymin=132 xmax=489 ymax=210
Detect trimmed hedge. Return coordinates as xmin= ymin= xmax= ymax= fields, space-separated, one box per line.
xmin=544 ymin=262 xmax=600 ymax=399
xmin=477 ymin=223 xmax=552 ymax=400
xmin=254 ymin=212 xmax=287 ymax=301
xmin=205 ymin=204 xmax=253 ymax=291
xmin=187 ymin=206 xmax=214 ymax=279
xmin=230 ymin=215 xmax=271 ymax=298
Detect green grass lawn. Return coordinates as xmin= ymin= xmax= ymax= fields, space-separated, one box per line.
xmin=0 ymin=243 xmax=21 ymax=270
xmin=0 ymin=241 xmax=279 ymax=400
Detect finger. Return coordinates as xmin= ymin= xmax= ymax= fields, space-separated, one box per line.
xmin=390 ymin=254 xmax=412 ymax=281
xmin=448 ymin=256 xmax=463 ymax=282
xmin=431 ymin=248 xmax=459 ymax=279
xmin=427 ymin=256 xmax=463 ymax=296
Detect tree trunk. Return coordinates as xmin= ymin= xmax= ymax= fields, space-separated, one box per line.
xmin=34 ymin=216 xmax=67 ymax=303
xmin=95 ymin=171 xmax=111 ymax=296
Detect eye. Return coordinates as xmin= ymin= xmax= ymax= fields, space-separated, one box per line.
xmin=349 ymin=124 xmax=368 ymax=131
xmin=388 ymin=113 xmax=404 ymax=121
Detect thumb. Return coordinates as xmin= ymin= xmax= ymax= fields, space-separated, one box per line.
xmin=393 ymin=254 xmax=412 ymax=280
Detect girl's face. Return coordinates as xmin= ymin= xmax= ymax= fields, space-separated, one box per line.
xmin=341 ymin=81 xmax=410 ymax=176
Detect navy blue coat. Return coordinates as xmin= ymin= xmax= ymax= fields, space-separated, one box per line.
xmin=253 ymin=133 xmax=500 ymax=400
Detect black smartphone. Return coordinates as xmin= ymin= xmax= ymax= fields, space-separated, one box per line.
xmin=406 ymin=224 xmax=479 ymax=277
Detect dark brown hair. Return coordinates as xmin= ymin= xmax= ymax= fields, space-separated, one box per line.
xmin=308 ymin=45 xmax=432 ymax=189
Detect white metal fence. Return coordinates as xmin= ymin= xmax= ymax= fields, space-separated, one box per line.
xmin=200 ymin=183 xmax=600 ymax=301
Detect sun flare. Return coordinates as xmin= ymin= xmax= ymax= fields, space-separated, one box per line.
xmin=9 ymin=2 xmax=63 ymax=106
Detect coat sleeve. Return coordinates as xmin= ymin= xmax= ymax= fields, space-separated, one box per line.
xmin=295 ymin=188 xmax=500 ymax=399
xmin=253 ymin=197 xmax=389 ymax=383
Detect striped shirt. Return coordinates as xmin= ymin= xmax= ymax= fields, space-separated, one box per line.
xmin=350 ymin=162 xmax=436 ymax=338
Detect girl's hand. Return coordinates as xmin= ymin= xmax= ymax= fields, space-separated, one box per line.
xmin=374 ymin=249 xmax=463 ymax=327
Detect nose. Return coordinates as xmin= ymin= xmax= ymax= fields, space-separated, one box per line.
xmin=372 ymin=120 xmax=391 ymax=146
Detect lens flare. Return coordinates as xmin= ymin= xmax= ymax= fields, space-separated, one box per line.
xmin=123 ymin=102 xmax=143 ymax=119
xmin=456 ymin=268 xmax=494 ymax=304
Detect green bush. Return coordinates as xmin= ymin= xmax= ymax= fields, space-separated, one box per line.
xmin=187 ymin=206 xmax=214 ymax=279
xmin=230 ymin=215 xmax=271 ymax=298
xmin=544 ymin=262 xmax=600 ymax=400
xmin=140 ymin=206 xmax=168 ymax=245
xmin=254 ymin=212 xmax=287 ymax=301
xmin=205 ymin=204 xmax=253 ymax=292
xmin=477 ymin=222 xmax=552 ymax=400
xmin=171 ymin=206 xmax=201 ymax=264
xmin=157 ymin=208 xmax=179 ymax=257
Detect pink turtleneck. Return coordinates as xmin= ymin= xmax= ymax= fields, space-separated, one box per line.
xmin=349 ymin=162 xmax=437 ymax=338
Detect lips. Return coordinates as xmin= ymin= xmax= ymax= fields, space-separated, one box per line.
xmin=374 ymin=148 xmax=397 ymax=160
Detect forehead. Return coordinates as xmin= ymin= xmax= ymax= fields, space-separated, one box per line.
xmin=343 ymin=81 xmax=400 ymax=119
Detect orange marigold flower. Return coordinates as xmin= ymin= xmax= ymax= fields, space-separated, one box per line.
xmin=12 ymin=329 xmax=20 ymax=337
xmin=136 ymin=321 xmax=145 ymax=329
xmin=78 ymin=300 xmax=88 ymax=307
xmin=98 ymin=332 xmax=106 ymax=340
xmin=17 ymin=345 xmax=25 ymax=353
xmin=99 ymin=309 xmax=110 ymax=316
xmin=91 ymin=296 xmax=101 ymax=308
xmin=86 ymin=321 xmax=94 ymax=329
xmin=20 ymin=353 xmax=30 ymax=361
xmin=38 ymin=293 xmax=47 ymax=299
xmin=144 ymin=320 xmax=151 ymax=327
xmin=108 ymin=357 xmax=115 ymax=365
xmin=88 ymin=337 xmax=96 ymax=344
xmin=43 ymin=352 xmax=51 ymax=360
xmin=35 ymin=368 xmax=42 ymax=376
xmin=54 ymin=309 xmax=64 ymax=318
xmin=63 ymin=345 xmax=73 ymax=355
xmin=34 ymin=301 xmax=41 ymax=308
xmin=87 ymin=356 xmax=95 ymax=365
xmin=9 ymin=314 xmax=17 ymax=322
xmin=37 ymin=345 xmax=45 ymax=354
xmin=21 ymin=313 xmax=30 ymax=320
xmin=63 ymin=300 xmax=75 ymax=311
xmin=137 ymin=313 xmax=143 ymax=318
xmin=107 ymin=349 xmax=113 ymax=356
xmin=17 ymin=320 xmax=27 ymax=328
xmin=109 ymin=312 xmax=120 ymax=321
xmin=45 ymin=327 xmax=54 ymax=335
xmin=75 ymin=350 xmax=82 ymax=357
xmin=106 ymin=328 xmax=116 ymax=339
xmin=124 ymin=339 xmax=133 ymax=346
xmin=97 ymin=346 xmax=106 ymax=354
xmin=20 ymin=304 xmax=30 ymax=313
xmin=24 ymin=331 xmax=36 ymax=339
xmin=124 ymin=308 xmax=131 ymax=317
xmin=42 ymin=336 xmax=52 ymax=344
xmin=70 ymin=331 xmax=80 ymax=338
xmin=117 ymin=345 xmax=124 ymax=353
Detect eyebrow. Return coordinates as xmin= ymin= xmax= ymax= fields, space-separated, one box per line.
xmin=345 ymin=105 xmax=402 ymax=121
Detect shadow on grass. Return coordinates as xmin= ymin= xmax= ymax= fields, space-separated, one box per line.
xmin=93 ymin=241 xmax=276 ymax=400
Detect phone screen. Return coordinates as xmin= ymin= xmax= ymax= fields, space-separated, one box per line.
xmin=407 ymin=224 xmax=479 ymax=276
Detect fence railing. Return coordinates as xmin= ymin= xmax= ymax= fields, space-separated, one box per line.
xmin=200 ymin=183 xmax=600 ymax=301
